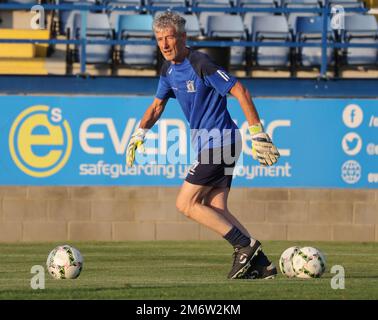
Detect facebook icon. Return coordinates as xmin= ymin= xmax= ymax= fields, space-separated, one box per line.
xmin=350 ymin=109 xmax=355 ymax=124
xmin=343 ymin=104 xmax=363 ymax=128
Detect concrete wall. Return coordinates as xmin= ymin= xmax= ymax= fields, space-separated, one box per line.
xmin=0 ymin=187 xmax=377 ymax=242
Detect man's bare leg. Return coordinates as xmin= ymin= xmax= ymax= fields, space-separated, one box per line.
xmin=203 ymin=187 xmax=252 ymax=239
xmin=175 ymin=181 xmax=233 ymax=236
xmin=176 ymin=181 xmax=261 ymax=279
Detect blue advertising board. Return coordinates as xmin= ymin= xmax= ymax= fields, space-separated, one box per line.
xmin=0 ymin=96 xmax=377 ymax=188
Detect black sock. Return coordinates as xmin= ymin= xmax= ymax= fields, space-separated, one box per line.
xmin=223 ymin=226 xmax=251 ymax=248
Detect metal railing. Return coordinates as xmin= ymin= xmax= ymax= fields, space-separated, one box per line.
xmin=0 ymin=1 xmax=377 ymax=77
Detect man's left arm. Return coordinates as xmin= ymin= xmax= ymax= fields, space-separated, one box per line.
xmin=230 ymin=81 xmax=280 ymax=166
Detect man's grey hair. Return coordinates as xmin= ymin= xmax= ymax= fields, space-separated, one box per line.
xmin=152 ymin=11 xmax=186 ymax=35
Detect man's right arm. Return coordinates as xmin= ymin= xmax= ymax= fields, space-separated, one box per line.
xmin=126 ymin=97 xmax=168 ymax=166
xmin=139 ymin=97 xmax=168 ymax=129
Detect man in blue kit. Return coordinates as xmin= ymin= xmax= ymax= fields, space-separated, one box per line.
xmin=126 ymin=11 xmax=280 ymax=279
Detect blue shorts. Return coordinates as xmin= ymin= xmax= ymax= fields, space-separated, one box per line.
xmin=185 ymin=143 xmax=241 ymax=188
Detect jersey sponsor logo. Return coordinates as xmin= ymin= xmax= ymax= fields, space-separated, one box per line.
xmin=186 ymin=80 xmax=196 ymax=93
xmin=217 ymin=70 xmax=230 ymax=82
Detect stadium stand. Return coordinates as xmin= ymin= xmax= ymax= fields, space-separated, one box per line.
xmin=0 ymin=0 xmax=377 ymax=76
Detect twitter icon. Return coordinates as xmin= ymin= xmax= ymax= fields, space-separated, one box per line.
xmin=342 ymin=132 xmax=362 ymax=156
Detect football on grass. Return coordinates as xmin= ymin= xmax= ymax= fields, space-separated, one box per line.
xmin=291 ymin=246 xmax=326 ymax=278
xmin=279 ymin=246 xmax=300 ymax=278
xmin=46 ymin=245 xmax=83 ymax=279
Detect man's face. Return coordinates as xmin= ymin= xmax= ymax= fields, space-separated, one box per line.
xmin=155 ymin=26 xmax=186 ymax=63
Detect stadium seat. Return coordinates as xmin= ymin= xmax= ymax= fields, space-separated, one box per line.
xmin=207 ymin=15 xmax=245 ymax=38
xmin=282 ymin=0 xmax=321 ymax=31
xmin=195 ymin=0 xmax=232 ymax=35
xmin=288 ymin=13 xmax=319 ymax=33
xmin=294 ymin=16 xmax=335 ymax=68
xmin=59 ymin=1 xmax=92 ymax=37
xmin=72 ymin=13 xmax=113 ymax=64
xmin=243 ymin=12 xmax=274 ymax=40
xmin=342 ymin=14 xmax=378 ymax=66
xmin=207 ymin=15 xmax=247 ymax=67
xmin=117 ymin=14 xmax=157 ymax=66
xmin=181 ymin=14 xmax=201 ymax=38
xmin=106 ymin=0 xmax=145 ymax=22
xmin=250 ymin=15 xmax=291 ymax=67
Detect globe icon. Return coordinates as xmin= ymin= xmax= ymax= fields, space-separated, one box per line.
xmin=341 ymin=160 xmax=361 ymax=184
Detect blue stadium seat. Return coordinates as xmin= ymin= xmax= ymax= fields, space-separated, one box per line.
xmin=207 ymin=15 xmax=247 ymax=66
xmin=73 ymin=13 xmax=113 ymax=64
xmin=342 ymin=14 xmax=378 ymax=66
xmin=107 ymin=0 xmax=142 ymax=27
xmin=181 ymin=14 xmax=201 ymax=38
xmin=194 ymin=0 xmax=232 ymax=35
xmin=199 ymin=13 xmax=232 ymax=35
xmin=243 ymin=12 xmax=274 ymax=39
xmin=250 ymin=15 xmax=291 ymax=67
xmin=206 ymin=15 xmax=245 ymax=38
xmin=240 ymin=0 xmax=277 ymax=36
xmin=59 ymin=1 xmax=93 ymax=37
xmin=288 ymin=13 xmax=319 ymax=33
xmin=117 ymin=14 xmax=154 ymax=38
xmin=117 ymin=14 xmax=157 ymax=66
xmin=295 ymin=16 xmax=334 ymax=67
xmin=282 ymin=0 xmax=321 ymax=31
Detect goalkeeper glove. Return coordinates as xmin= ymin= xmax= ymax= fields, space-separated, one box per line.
xmin=249 ymin=123 xmax=280 ymax=166
xmin=126 ymin=128 xmax=148 ymax=167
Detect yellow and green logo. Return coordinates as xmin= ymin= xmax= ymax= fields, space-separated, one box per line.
xmin=9 ymin=105 xmax=72 ymax=178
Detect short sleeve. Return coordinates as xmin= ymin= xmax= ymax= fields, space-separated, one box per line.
xmin=203 ymin=67 xmax=237 ymax=97
xmin=191 ymin=54 xmax=236 ymax=96
xmin=155 ymin=76 xmax=175 ymax=100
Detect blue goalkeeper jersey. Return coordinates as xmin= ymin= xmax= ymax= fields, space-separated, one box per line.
xmin=155 ymin=48 xmax=240 ymax=152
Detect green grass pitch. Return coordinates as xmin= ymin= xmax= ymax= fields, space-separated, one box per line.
xmin=0 ymin=241 xmax=377 ymax=300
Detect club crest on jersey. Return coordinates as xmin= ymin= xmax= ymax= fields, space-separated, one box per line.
xmin=186 ymin=80 xmax=196 ymax=93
